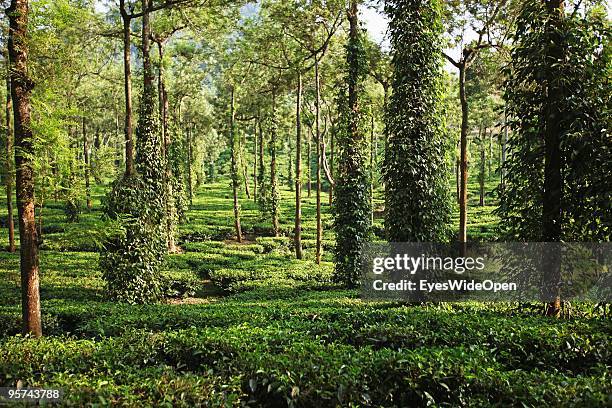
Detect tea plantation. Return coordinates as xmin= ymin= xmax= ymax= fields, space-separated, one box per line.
xmin=0 ymin=181 xmax=610 ymax=407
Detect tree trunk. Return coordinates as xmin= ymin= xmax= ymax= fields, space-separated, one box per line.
xmin=328 ymin=119 xmax=334 ymax=206
xmin=237 ymin=129 xmax=250 ymax=199
xmin=382 ymin=83 xmax=389 ymax=211
xmin=230 ymin=87 xmax=242 ymax=242
xmin=315 ymin=58 xmax=323 ymax=264
xmin=456 ymin=151 xmax=460 ymax=203
xmin=270 ymin=90 xmax=280 ymax=237
xmin=488 ymin=129 xmax=492 ymax=179
xmin=501 ymin=112 xmax=508 ymax=191
xmin=186 ymin=124 xmax=193 ymax=206
xmin=370 ymin=111 xmax=375 ymax=224
xmin=333 ymin=0 xmax=369 ymax=285
xmin=142 ymin=0 xmax=154 ymax=101
xmin=119 ymin=0 xmax=134 ymax=176
xmin=244 ymin=131 xmax=251 ymax=199
xmin=83 ymin=117 xmax=92 ymax=209
xmin=287 ymin=140 xmax=293 ymax=191
xmin=458 ymin=64 xmax=468 ymax=253
xmin=479 ymin=129 xmax=485 ymax=207
xmin=8 ymin=0 xmax=42 ymax=337
xmin=294 ymin=71 xmax=303 ymax=259
xmin=257 ymin=118 xmax=264 ymax=204
xmin=253 ymin=118 xmax=257 ymax=202
xmin=4 ymin=49 xmax=15 ymax=253
xmin=157 ymin=41 xmax=177 ymax=253
xmin=543 ymin=0 xmax=564 ymax=317
xmin=307 ymin=126 xmax=311 ymax=198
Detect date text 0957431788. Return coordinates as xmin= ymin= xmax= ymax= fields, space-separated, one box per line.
xmin=0 ymin=387 xmax=63 ymax=402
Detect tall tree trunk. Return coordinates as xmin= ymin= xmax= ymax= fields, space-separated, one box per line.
xmin=479 ymin=129 xmax=485 ymax=207
xmin=315 ymin=58 xmax=323 ymax=264
xmin=370 ymin=111 xmax=375 ymax=224
xmin=257 ymin=118 xmax=264 ymax=205
xmin=458 ymin=63 xmax=468 ymax=254
xmin=157 ymin=41 xmax=177 ymax=253
xmin=8 ymin=0 xmax=41 ymax=337
xmin=294 ymin=71 xmax=303 ymax=259
xmin=142 ymin=0 xmax=153 ymax=97
xmin=186 ymin=124 xmax=193 ymax=206
xmin=253 ymin=118 xmax=257 ymax=202
xmin=4 ymin=49 xmax=15 ymax=253
xmin=307 ymin=130 xmax=312 ymax=197
xmin=543 ymin=0 xmax=564 ymax=317
xmin=501 ymin=112 xmax=508 ymax=191
xmin=382 ymin=83 xmax=389 ymax=204
xmin=270 ymin=90 xmax=280 ymax=237
xmin=287 ymin=140 xmax=293 ymax=191
xmin=241 ymin=131 xmax=251 ymax=199
xmin=230 ymin=87 xmax=242 ymax=242
xmin=333 ymin=0 xmax=369 ymax=285
xmin=119 ymin=0 xmax=134 ymax=176
xmin=328 ymin=119 xmax=334 ymax=206
xmin=488 ymin=129 xmax=492 ymax=179
xmin=455 ymin=149 xmax=461 ymax=204
xmin=83 ymin=117 xmax=92 ymax=209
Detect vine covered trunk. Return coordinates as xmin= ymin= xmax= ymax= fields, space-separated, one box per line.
xmin=542 ymin=0 xmax=564 ymax=317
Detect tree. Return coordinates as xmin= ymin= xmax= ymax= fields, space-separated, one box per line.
xmin=365 ymin=38 xmax=391 ymax=181
xmin=294 ymin=69 xmax=303 ymax=258
xmin=115 ymin=0 xmax=192 ymax=177
xmin=498 ymin=0 xmax=611 ymax=316
xmin=383 ymin=0 xmax=452 ymax=243
xmin=7 ymin=0 xmax=42 ymax=336
xmin=333 ymin=0 xmax=370 ymax=287
xmin=262 ymin=0 xmax=344 ymax=259
xmin=269 ymin=84 xmax=280 ymax=237
xmin=100 ymin=0 xmax=167 ymax=303
xmin=442 ymin=0 xmax=508 ymax=251
xmin=229 ymin=85 xmax=242 ymax=242
xmin=118 ymin=0 xmax=136 ymax=176
xmin=465 ymin=48 xmax=505 ymax=207
xmin=152 ymin=14 xmax=186 ymax=253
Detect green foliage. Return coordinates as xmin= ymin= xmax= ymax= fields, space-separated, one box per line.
xmin=100 ymin=174 xmax=165 ymax=304
xmin=498 ymin=2 xmax=611 ymax=241
xmin=2 ymin=1 xmax=610 ymax=404
xmin=1 ymin=310 xmax=609 ymax=407
xmin=383 ymin=0 xmax=453 ymax=242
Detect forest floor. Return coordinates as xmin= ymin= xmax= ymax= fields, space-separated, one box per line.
xmin=0 ymin=177 xmax=610 ymax=406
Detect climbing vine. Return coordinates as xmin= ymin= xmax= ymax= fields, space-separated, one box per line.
xmin=383 ymin=0 xmax=452 ymax=243
xmin=100 ymin=85 xmax=167 ymax=304
xmin=333 ymin=2 xmax=371 ymax=288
